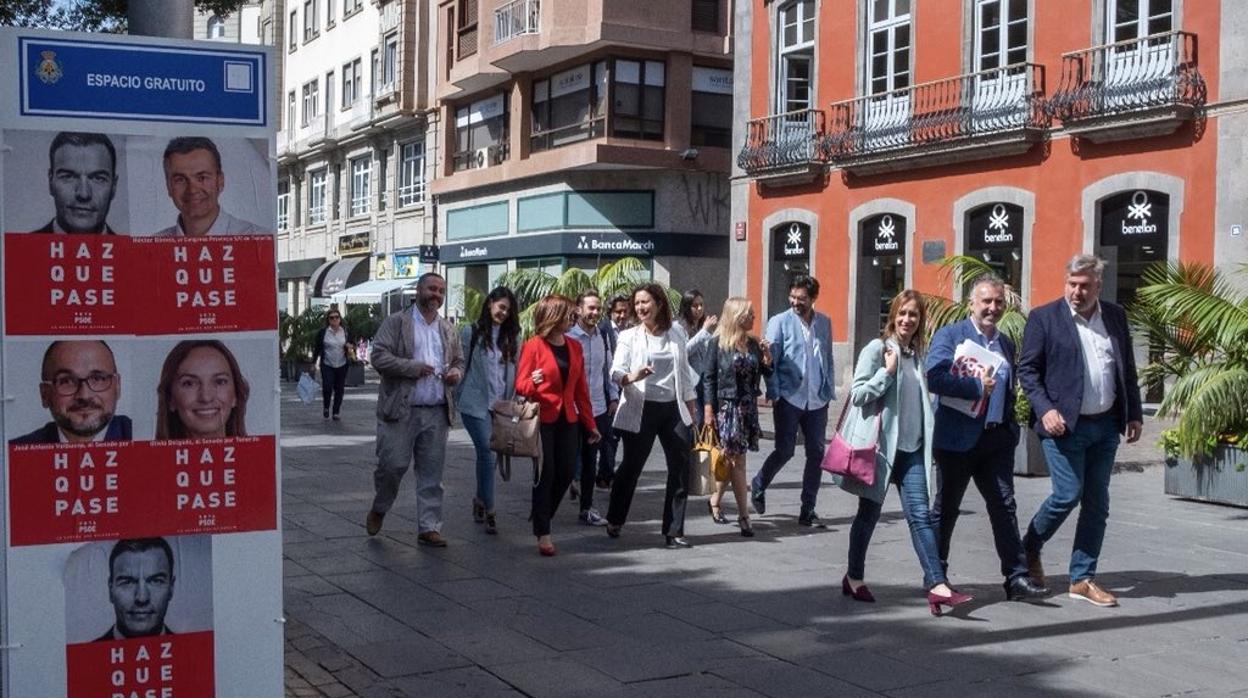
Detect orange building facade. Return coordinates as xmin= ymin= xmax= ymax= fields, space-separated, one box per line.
xmin=730 ymin=0 xmax=1246 ymax=380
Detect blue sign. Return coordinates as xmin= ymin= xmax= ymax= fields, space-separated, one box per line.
xmin=20 ymin=37 xmax=266 ymax=126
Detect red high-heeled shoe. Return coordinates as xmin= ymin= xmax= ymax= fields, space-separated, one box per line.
xmin=926 ymin=588 xmax=973 ymax=616
xmin=538 ymin=541 xmax=557 ymax=557
xmin=841 ymin=575 xmax=875 ymax=603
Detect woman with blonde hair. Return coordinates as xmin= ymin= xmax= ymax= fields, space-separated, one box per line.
xmin=701 ymin=297 xmax=771 ymax=537
xmin=837 ymin=289 xmax=971 ymax=615
xmin=515 ymin=294 xmax=600 ymax=556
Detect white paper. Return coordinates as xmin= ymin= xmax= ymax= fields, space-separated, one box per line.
xmin=940 ymin=339 xmax=1005 ymax=418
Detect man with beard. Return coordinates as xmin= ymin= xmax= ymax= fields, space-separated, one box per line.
xmin=365 ymin=273 xmax=465 ymax=546
xmin=96 ymin=538 xmax=177 ymax=641
xmin=33 ymin=132 xmax=119 ymax=235
xmin=11 ymin=340 xmax=132 ymax=444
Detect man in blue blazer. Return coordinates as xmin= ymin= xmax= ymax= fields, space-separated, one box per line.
xmin=753 ymin=275 xmax=836 ymax=526
xmin=10 ymin=340 xmax=132 ymax=445
xmin=1019 ymin=254 xmax=1143 ymax=608
xmin=927 ymin=275 xmax=1047 ymax=601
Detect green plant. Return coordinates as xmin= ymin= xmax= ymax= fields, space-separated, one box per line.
xmin=923 ymin=255 xmax=1031 ymax=424
xmin=1131 ymin=261 xmax=1248 ymax=460
xmin=344 ymin=304 xmax=382 ymax=341
xmin=280 ymin=306 xmax=327 ymax=362
xmin=455 ymin=285 xmax=485 ymax=328
xmin=496 ymin=257 xmax=655 ymax=336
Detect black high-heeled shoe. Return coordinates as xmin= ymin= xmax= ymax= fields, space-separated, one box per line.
xmin=707 ymin=501 xmax=728 ymax=524
xmin=738 ymin=517 xmax=755 ymax=538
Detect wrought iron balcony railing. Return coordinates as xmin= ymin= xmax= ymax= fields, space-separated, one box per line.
xmin=823 ymin=63 xmax=1048 ymax=160
xmin=495 ymin=0 xmax=540 ymax=45
xmin=1047 ymin=30 xmax=1205 ymax=123
xmin=737 ymin=108 xmax=827 ymax=175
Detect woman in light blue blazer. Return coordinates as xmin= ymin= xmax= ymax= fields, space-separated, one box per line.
xmin=454 ymin=286 xmax=520 ymax=534
xmin=837 ymin=290 xmax=972 ymax=616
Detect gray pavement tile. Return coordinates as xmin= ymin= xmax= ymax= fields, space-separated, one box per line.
xmin=567 ymin=638 xmax=763 ymax=683
xmin=437 ymin=626 xmax=559 ymax=667
xmin=594 ymin=611 xmax=715 ymax=646
xmin=618 ymin=671 xmax=766 ymax=697
xmin=486 ymin=657 xmax=627 ymax=697
xmin=708 ymin=656 xmax=881 ymax=697
xmin=425 ymin=576 xmax=526 ymax=604
xmin=1145 ymin=647 xmax=1248 ymax=692
xmin=286 ymin=574 xmax=346 ymax=597
xmin=341 ymin=636 xmax=475 ymax=678
xmin=299 ymin=552 xmax=381 ymax=576
xmin=1033 ymin=655 xmax=1196 ymax=697
xmin=387 ymin=666 xmax=520 ymax=697
xmin=663 ymin=601 xmax=791 ymax=634
xmin=302 ymin=645 xmax=359 ymax=673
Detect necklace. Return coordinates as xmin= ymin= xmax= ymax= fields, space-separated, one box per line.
xmin=897 ymin=343 xmax=916 ymax=358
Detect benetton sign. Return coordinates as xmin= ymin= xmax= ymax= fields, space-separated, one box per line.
xmin=1100 ymin=190 xmax=1168 ymax=246
xmin=967 ymin=202 xmax=1024 ymax=251
xmin=860 ymin=213 xmax=906 ymax=257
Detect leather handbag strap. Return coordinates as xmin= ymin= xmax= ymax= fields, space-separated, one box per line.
xmin=832 ymin=395 xmax=882 ymax=448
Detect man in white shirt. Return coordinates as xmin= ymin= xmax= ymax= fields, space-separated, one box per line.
xmin=156 ymin=137 xmax=265 ymax=236
xmin=569 ymin=291 xmax=618 ymax=525
xmin=1018 ymin=254 xmax=1143 ymax=608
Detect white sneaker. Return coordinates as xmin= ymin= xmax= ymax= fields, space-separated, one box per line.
xmin=579 ymin=508 xmax=607 ymax=526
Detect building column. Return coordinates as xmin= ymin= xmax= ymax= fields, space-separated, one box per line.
xmin=665 ymin=52 xmax=693 ymax=152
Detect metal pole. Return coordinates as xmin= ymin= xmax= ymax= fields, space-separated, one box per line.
xmin=127 ymin=0 xmax=195 ymax=38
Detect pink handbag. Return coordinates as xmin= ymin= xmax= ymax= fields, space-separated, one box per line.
xmin=820 ymin=398 xmax=879 ymax=486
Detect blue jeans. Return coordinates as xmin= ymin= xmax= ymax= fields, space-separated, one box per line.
xmin=753 ymin=398 xmax=828 ymax=514
xmin=848 ymin=448 xmax=947 ymax=589
xmin=460 ymin=413 xmax=495 ymax=511
xmin=1025 ymin=413 xmax=1120 ymax=581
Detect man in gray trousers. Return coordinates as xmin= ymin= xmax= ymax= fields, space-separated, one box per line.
xmin=365 ymin=272 xmax=465 ymax=546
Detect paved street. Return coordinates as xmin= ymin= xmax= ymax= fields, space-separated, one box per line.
xmin=281 ymin=376 xmax=1248 ymax=697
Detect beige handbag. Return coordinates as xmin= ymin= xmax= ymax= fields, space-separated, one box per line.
xmin=489 ymin=397 xmax=542 ymax=482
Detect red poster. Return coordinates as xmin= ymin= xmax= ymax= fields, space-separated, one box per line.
xmin=66 ymin=631 xmax=214 ymax=698
xmin=137 ymin=236 xmax=277 ymax=334
xmin=2 ymin=233 xmax=135 ymax=334
xmin=6 ymin=436 xmax=276 ymax=546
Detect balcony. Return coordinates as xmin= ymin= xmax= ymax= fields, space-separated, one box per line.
xmin=822 ymin=63 xmax=1048 ymax=176
xmin=1047 ymin=30 xmax=1205 ymax=143
xmin=306 ymin=113 xmax=334 ymax=147
xmin=737 ymin=109 xmax=828 ymax=186
xmin=494 ymin=0 xmax=540 ymax=45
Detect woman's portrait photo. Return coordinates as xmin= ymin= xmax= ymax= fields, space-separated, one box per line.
xmin=156 ymin=340 xmax=250 ymax=439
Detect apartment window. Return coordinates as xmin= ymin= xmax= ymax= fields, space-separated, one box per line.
xmin=777 ymin=0 xmax=815 ymax=111
xmin=381 ymin=33 xmax=398 ymax=91
xmin=399 ymin=141 xmax=426 ymax=207
xmin=454 ymin=93 xmax=509 ymax=171
xmin=344 ymin=0 xmax=363 ymax=17
xmin=370 ymin=48 xmax=379 ymax=95
xmin=286 ymin=90 xmax=295 ymax=130
xmin=691 ymin=66 xmax=733 ymax=147
xmin=325 ymin=71 xmax=335 ymax=122
xmin=692 ymin=0 xmax=720 ymax=33
xmin=301 ymin=79 xmax=319 ymax=125
xmin=341 ymin=59 xmax=361 ymax=109
xmin=308 ymin=169 xmax=327 ymax=225
xmin=976 ymin=0 xmax=1028 ymax=71
xmin=350 ymin=155 xmax=372 ymax=217
xmin=288 ymin=10 xmax=297 ymax=50
xmin=1108 ymin=0 xmax=1173 ymax=43
xmin=207 ymin=15 xmax=226 ymax=39
xmin=867 ymin=0 xmax=911 ymax=94
xmin=457 ymin=0 xmax=479 ymax=59
xmin=332 ymin=164 xmax=342 ymax=220
xmin=613 ymin=60 xmax=665 ymax=140
xmin=277 ymin=180 xmax=290 ymax=230
xmin=378 ymin=149 xmax=389 ymax=211
xmin=531 ymin=61 xmax=607 ymax=151
xmin=303 ymin=0 xmax=319 ymax=42
xmin=325 ymin=0 xmax=335 ymax=28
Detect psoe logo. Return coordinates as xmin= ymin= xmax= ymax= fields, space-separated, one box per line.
xmin=36 ymin=50 xmax=63 ymax=85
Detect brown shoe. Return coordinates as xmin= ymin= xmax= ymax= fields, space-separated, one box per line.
xmin=1069 ymin=579 xmax=1118 ymax=607
xmin=1026 ymin=548 xmax=1045 ymax=588
xmin=365 ymin=510 xmax=384 ymax=536
xmin=417 ymin=530 xmax=448 ymax=547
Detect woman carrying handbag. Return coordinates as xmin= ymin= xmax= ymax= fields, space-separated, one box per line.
xmin=836 ymin=290 xmax=972 ymax=616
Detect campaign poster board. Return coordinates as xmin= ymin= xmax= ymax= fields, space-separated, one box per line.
xmin=0 ymin=28 xmax=282 ymax=697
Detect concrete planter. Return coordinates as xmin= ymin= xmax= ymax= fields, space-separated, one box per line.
xmin=1164 ymin=445 xmax=1248 ymax=508
xmin=1014 ymin=430 xmax=1049 ymax=477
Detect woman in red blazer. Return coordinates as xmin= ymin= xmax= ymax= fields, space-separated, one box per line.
xmin=515 ymin=295 xmax=601 ymax=556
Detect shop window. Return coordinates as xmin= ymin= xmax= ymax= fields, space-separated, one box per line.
xmin=531 ymin=62 xmax=607 ymax=152
xmin=453 ymin=93 xmax=509 ymax=171
xmin=691 ymin=66 xmax=733 ymax=147
xmin=776 ymin=0 xmax=815 ymax=112
xmin=517 ymin=191 xmax=655 ymax=231
xmin=446 ymin=201 xmax=509 ymax=239
xmin=613 ymin=60 xmax=665 ymax=140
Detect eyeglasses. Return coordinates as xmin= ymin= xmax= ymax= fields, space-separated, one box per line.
xmin=42 ymin=372 xmax=117 ymax=396
xmin=328 ymin=315 xmax=341 ymax=320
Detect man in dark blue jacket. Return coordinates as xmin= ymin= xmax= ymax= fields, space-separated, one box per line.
xmin=927 ymin=275 xmax=1047 ymax=601
xmin=11 ymin=340 xmax=132 ymax=445
xmin=1018 ymin=254 xmax=1143 ymax=608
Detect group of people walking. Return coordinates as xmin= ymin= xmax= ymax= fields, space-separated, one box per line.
xmin=350 ymin=251 xmax=1142 ymax=614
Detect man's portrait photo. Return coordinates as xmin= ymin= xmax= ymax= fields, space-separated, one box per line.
xmin=35 ymin=131 xmax=119 ymax=235
xmin=156 ymin=137 xmax=264 ymax=237
xmin=64 ymin=535 xmax=213 ymax=645
xmin=9 ymin=340 xmax=132 ymax=445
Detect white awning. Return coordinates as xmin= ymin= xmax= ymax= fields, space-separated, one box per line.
xmin=330 ymin=278 xmax=417 ymax=305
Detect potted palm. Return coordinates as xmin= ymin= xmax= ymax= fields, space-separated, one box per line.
xmin=924 ymin=255 xmax=1047 ymax=476
xmin=496 ymin=257 xmax=656 ymax=336
xmin=279 ymin=306 xmax=326 ymax=381
xmin=1131 ymin=261 xmax=1248 ymax=508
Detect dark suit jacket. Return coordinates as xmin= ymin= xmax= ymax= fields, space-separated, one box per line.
xmin=10 ymin=415 xmax=133 ymax=445
xmin=1018 ymin=298 xmax=1142 ymax=437
xmin=926 ymin=318 xmax=1019 ymax=452
xmin=31 ymin=219 xmax=117 ymax=235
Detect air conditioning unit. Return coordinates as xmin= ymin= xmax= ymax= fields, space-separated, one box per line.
xmin=474 ymin=146 xmax=493 ymax=169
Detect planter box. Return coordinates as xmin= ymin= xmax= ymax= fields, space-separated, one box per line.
xmin=1164 ymin=445 xmax=1248 ymax=508
xmin=345 ymin=362 xmax=366 ymax=387
xmin=1014 ymin=430 xmax=1049 ymax=477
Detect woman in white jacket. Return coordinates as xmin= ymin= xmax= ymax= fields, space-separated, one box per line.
xmin=606 ymin=283 xmax=700 ymax=548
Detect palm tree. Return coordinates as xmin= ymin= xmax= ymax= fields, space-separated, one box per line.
xmin=494 ymin=257 xmax=662 ymax=335
xmin=1130 ymin=261 xmax=1248 ymax=459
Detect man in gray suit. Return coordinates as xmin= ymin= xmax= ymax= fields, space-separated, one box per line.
xmin=365 ymin=273 xmax=465 ymax=546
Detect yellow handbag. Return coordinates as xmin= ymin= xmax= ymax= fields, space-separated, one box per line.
xmin=693 ymin=424 xmax=730 ymax=485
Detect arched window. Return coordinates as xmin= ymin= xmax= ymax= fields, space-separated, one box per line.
xmin=207 ymin=15 xmax=226 ymax=39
